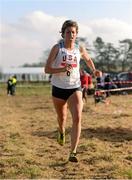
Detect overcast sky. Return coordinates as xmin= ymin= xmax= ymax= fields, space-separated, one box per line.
xmin=0 ymin=0 xmax=132 ymax=68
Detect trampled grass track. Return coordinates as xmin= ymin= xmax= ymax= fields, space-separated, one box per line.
xmin=0 ymin=83 xmax=132 ymax=179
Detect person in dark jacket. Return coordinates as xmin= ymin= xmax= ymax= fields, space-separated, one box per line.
xmin=7 ymin=76 xmax=13 ymax=95
xmin=7 ymin=75 xmax=17 ymax=95
xmin=104 ymin=74 xmax=111 ymax=97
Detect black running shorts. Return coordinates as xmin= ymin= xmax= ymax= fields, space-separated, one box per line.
xmin=52 ymin=85 xmax=82 ymax=100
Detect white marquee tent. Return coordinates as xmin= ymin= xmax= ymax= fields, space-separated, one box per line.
xmin=0 ymin=67 xmax=49 ymax=82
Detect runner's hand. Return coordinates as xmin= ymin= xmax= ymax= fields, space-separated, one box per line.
xmin=93 ymin=70 xmax=102 ymax=77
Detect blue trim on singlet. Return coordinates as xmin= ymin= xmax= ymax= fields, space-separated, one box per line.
xmin=60 ymin=40 xmax=63 ymax=48
xmin=59 ymin=40 xmax=65 ymax=54
xmin=74 ymin=40 xmax=79 ymax=49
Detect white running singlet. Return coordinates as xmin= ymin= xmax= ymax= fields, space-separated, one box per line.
xmin=51 ymin=40 xmax=81 ymax=89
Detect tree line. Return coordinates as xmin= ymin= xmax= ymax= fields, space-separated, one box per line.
xmin=22 ymin=37 xmax=132 ymax=74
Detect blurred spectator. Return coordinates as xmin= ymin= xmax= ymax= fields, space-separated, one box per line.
xmin=12 ymin=75 xmax=17 ymax=95
xmin=7 ymin=76 xmax=13 ymax=95
xmin=7 ymin=75 xmax=17 ymax=96
xmin=104 ymin=74 xmax=111 ymax=97
xmin=96 ymin=71 xmax=104 ymax=89
xmin=80 ymin=69 xmax=88 ymax=102
xmin=80 ymin=69 xmax=93 ymax=101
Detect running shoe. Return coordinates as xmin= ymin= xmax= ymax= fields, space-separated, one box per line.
xmin=57 ymin=131 xmax=65 ymax=146
xmin=68 ymin=152 xmax=78 ymax=162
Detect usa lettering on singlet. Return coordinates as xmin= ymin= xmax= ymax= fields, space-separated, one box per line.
xmin=51 ymin=40 xmax=81 ymax=89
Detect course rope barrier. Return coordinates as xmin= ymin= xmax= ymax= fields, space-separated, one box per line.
xmin=97 ymin=80 xmax=132 ymax=85
xmin=94 ymin=80 xmax=132 ymax=104
xmin=95 ymin=80 xmax=132 ymax=92
xmin=96 ymin=86 xmax=132 ymax=93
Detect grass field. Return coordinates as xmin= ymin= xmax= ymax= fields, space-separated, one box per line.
xmin=0 ymin=83 xmax=132 ymax=179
